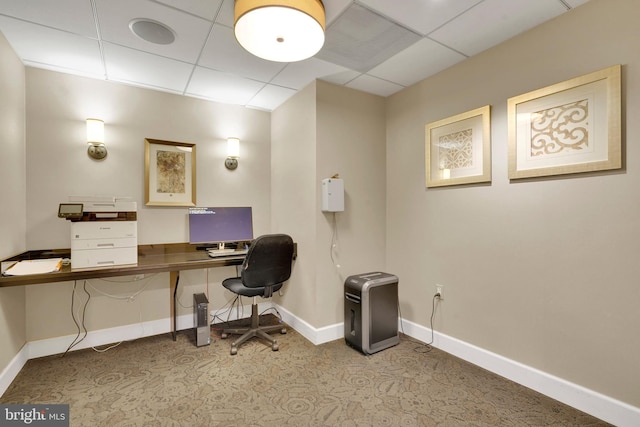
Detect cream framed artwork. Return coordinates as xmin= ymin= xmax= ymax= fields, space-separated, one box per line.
xmin=425 ymin=105 xmax=491 ymax=188
xmin=145 ymin=138 xmax=196 ymax=206
xmin=507 ymin=64 xmax=621 ymax=180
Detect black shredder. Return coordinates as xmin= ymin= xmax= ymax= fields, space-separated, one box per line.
xmin=344 ymin=272 xmax=399 ymax=354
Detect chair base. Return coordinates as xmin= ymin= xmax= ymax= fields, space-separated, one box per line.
xmin=221 ymin=302 xmax=286 ymax=355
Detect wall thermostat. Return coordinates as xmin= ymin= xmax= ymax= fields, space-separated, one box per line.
xmin=321 ymin=178 xmax=344 ymax=212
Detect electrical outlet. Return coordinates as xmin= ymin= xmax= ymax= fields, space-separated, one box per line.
xmin=436 ymin=284 xmax=444 ymax=300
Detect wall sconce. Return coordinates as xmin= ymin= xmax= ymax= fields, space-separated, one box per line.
xmin=225 ymin=137 xmax=240 ymax=170
xmin=86 ymin=118 xmax=107 ymax=160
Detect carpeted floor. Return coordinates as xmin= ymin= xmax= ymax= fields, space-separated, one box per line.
xmin=1 ymin=317 xmax=610 ymax=426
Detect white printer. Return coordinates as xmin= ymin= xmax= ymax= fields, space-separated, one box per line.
xmin=63 ymin=196 xmax=138 ymax=270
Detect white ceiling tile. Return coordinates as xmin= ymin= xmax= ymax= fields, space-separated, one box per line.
xmin=0 ymin=0 xmax=586 ymax=111
xmin=96 ymin=0 xmax=211 ymax=63
xmin=359 ymin=0 xmax=483 ymax=35
xmin=367 ymin=38 xmax=466 ymax=87
xmin=186 ymin=66 xmax=266 ymax=105
xmin=0 ymin=0 xmax=96 ymax=37
xmin=213 ymin=0 xmax=235 ymax=28
xmin=317 ymin=3 xmax=422 ymax=72
xmin=346 ymin=74 xmax=404 ymax=97
xmin=0 ymin=16 xmax=104 ymax=76
xmin=429 ymin=0 xmax=568 ymax=56
xmin=271 ymin=58 xmax=350 ymax=90
xmin=154 ymin=0 xmax=223 ymax=21
xmin=319 ymin=69 xmax=361 ymax=86
xmin=323 ymin=0 xmax=353 ymax=26
xmin=103 ymin=43 xmax=193 ymax=93
xmin=198 ymin=24 xmax=285 ymax=82
xmin=246 ymin=84 xmax=297 ymax=111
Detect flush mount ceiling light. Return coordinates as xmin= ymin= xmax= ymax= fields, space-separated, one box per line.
xmin=129 ymin=19 xmax=176 ymax=45
xmin=234 ymin=0 xmax=325 ymax=62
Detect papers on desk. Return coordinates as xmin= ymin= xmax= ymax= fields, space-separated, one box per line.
xmin=2 ymin=258 xmax=63 ymax=276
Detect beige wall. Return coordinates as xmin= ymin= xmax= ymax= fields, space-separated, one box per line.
xmin=25 ymin=68 xmax=271 ymax=248
xmin=271 ymin=81 xmax=387 ymax=328
xmin=271 ymin=83 xmax=319 ymax=323
xmin=386 ymin=0 xmax=640 ymax=407
xmin=315 ymin=81 xmax=387 ymax=325
xmin=22 ymin=68 xmax=272 ymax=340
xmin=0 ymin=30 xmax=27 ymax=372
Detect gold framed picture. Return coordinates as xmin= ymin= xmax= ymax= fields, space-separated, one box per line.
xmin=507 ymin=64 xmax=621 ymax=180
xmin=144 ymin=139 xmax=196 ymax=206
xmin=425 ymin=105 xmax=491 ymax=188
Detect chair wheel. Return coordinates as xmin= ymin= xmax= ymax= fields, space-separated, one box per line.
xmin=221 ymin=333 xmax=228 ymax=339
xmin=230 ymin=346 xmax=237 ymax=355
xmin=272 ymin=343 xmax=279 ymax=351
xmin=280 ymin=328 xmax=287 ymax=334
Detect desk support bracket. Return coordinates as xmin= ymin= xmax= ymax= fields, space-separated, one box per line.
xmin=170 ymin=271 xmax=180 ymax=341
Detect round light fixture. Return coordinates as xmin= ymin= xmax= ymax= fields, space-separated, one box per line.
xmin=129 ymin=19 xmax=176 ymax=45
xmin=234 ymin=0 xmax=325 ymax=62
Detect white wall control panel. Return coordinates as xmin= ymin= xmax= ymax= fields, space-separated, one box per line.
xmin=322 ymin=178 xmax=344 ymax=212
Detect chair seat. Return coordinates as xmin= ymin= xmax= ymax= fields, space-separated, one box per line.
xmin=222 ymin=277 xmax=283 ymax=298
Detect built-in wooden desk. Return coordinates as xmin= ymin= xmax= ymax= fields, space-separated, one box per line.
xmin=0 ymin=243 xmax=245 ymax=340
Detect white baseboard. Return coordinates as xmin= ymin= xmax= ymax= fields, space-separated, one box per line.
xmin=2 ymin=307 xmax=638 ymax=426
xmin=27 ymin=301 xmax=279 ymax=361
xmin=0 ymin=344 xmax=29 ymax=397
xmin=400 ymin=317 xmax=640 ymax=427
xmin=276 ymin=304 xmax=343 ymax=345
xmin=27 ymin=318 xmax=173 ymax=360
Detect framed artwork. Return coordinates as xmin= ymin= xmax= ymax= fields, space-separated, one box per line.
xmin=425 ymin=105 xmax=491 ymax=188
xmin=507 ymin=64 xmax=621 ymax=180
xmin=144 ymin=139 xmax=196 ymax=206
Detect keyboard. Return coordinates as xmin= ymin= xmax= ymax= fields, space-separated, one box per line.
xmin=207 ymin=249 xmax=248 ymax=258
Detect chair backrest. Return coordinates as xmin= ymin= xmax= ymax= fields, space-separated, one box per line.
xmin=241 ymin=234 xmax=294 ymax=290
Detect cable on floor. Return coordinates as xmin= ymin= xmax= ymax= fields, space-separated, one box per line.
xmin=398 ymin=293 xmax=440 ymax=354
xmin=68 ymin=276 xmax=156 ymax=354
xmin=260 ymin=306 xmax=283 ymax=323
xmin=209 ymin=295 xmax=242 ymax=338
xmin=61 ymin=280 xmax=90 ymax=357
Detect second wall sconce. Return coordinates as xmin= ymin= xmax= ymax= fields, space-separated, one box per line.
xmin=225 ymin=137 xmax=240 ymax=170
xmin=86 ymin=118 xmax=107 ymax=160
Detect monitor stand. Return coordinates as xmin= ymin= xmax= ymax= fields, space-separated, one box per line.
xmin=207 ymin=242 xmax=236 ymax=256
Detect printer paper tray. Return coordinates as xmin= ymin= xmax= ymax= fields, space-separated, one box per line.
xmin=71 ymin=237 xmax=138 ymax=250
xmin=71 ymin=246 xmax=138 ymax=270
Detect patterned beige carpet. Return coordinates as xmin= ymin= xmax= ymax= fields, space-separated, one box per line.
xmin=1 ymin=318 xmax=610 ymax=426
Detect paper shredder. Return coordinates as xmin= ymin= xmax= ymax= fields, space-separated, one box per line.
xmin=344 ymin=272 xmax=399 ymax=354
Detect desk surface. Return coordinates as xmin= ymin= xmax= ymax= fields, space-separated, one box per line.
xmin=0 ymin=243 xmax=245 ymax=287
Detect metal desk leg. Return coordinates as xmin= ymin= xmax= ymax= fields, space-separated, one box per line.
xmin=170 ymin=271 xmax=180 ymax=341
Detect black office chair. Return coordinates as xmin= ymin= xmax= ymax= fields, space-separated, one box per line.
xmin=221 ymin=234 xmax=294 ymax=355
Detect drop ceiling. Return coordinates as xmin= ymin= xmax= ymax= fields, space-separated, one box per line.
xmin=0 ymin=0 xmax=590 ymax=111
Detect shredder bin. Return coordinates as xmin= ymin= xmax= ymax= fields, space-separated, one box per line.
xmin=344 ymin=272 xmax=399 ymax=354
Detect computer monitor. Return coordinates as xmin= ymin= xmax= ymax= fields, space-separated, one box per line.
xmin=188 ymin=207 xmax=253 ymax=248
